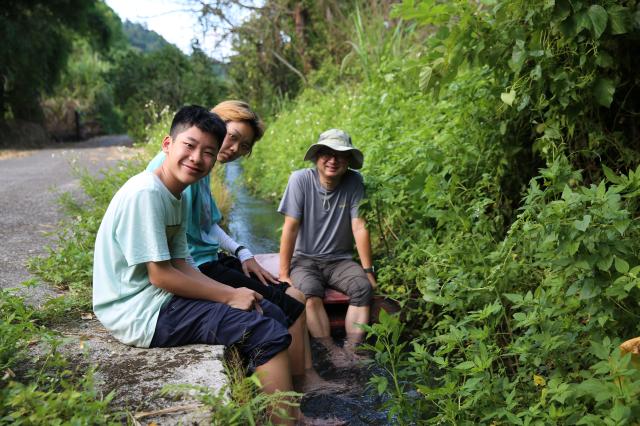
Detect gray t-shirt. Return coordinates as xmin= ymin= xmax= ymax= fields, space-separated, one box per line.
xmin=278 ymin=168 xmax=365 ymax=260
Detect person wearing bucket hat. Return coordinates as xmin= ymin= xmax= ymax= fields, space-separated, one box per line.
xmin=278 ymin=129 xmax=376 ymax=367
xmin=303 ymin=129 xmax=364 ymax=169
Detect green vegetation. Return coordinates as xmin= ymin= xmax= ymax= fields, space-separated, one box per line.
xmin=241 ymin=0 xmax=640 ymax=423
xmin=8 ymin=0 xmax=640 ymax=422
xmin=1 ymin=1 xmax=227 ymax=145
xmin=0 ymin=290 xmax=116 ymax=424
xmin=0 ymin=0 xmax=116 ymax=125
xmin=163 ymin=349 xmax=300 ymax=425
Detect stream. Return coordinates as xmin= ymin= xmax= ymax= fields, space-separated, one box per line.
xmin=223 ymin=161 xmax=391 ymax=425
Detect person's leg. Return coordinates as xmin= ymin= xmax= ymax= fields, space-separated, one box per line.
xmin=344 ymin=305 xmax=370 ymax=339
xmin=151 ymin=296 xmax=300 ymax=424
xmin=255 ymin=350 xmax=296 ymax=425
xmin=290 ymin=258 xmax=362 ymax=369
xmin=289 ymin=257 xmax=330 ymax=339
xmin=304 ymin=296 xmax=330 ymax=338
xmin=282 ymin=286 xmax=305 ymax=376
xmin=327 ymin=260 xmax=373 ymax=357
xmin=201 ymin=260 xmax=335 ymax=392
xmin=284 ymin=286 xmax=343 ymax=394
xmin=200 ymin=260 xmax=305 ymax=327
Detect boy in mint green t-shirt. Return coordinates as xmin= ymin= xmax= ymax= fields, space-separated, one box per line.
xmin=92 ymin=105 xmax=299 ymax=424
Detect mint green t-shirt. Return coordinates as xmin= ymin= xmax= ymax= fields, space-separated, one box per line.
xmin=92 ymin=171 xmax=189 ymax=347
xmin=147 ymin=151 xmax=222 ymax=266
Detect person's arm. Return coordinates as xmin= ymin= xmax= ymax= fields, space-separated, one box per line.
xmin=213 ymin=224 xmax=278 ymax=285
xmin=279 ymin=215 xmax=300 ymax=284
xmin=352 ymin=217 xmax=377 ymax=289
xmin=147 ymin=258 xmax=262 ymax=311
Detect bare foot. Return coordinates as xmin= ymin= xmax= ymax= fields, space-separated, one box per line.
xmin=315 ymin=337 xmax=360 ymax=369
xmin=293 ymin=369 xmax=347 ymax=395
xmin=343 ymin=339 xmax=369 ymax=362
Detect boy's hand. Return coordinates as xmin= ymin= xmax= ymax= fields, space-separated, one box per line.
xmin=228 ymin=287 xmax=263 ymax=311
xmin=241 ymin=258 xmax=278 ymax=285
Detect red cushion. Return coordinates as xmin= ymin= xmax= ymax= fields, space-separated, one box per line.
xmin=324 ymin=288 xmax=350 ymax=304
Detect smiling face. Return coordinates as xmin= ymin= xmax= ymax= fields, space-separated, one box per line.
xmin=158 ymin=125 xmax=219 ymax=196
xmin=315 ymin=147 xmax=350 ymax=183
xmin=217 ymin=121 xmax=255 ymax=163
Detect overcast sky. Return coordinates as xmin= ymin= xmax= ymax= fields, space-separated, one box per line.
xmin=105 ymin=0 xmax=235 ymax=59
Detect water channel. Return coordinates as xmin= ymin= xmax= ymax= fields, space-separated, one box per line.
xmin=223 ymin=161 xmax=391 ymax=425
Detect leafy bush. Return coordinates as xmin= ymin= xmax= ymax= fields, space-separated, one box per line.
xmin=242 ymin=1 xmax=640 ymax=422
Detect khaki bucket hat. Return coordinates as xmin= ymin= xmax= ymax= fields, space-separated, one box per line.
xmin=303 ymin=129 xmax=364 ymax=169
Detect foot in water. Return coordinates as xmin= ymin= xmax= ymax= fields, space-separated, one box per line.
xmin=314 ymin=337 xmax=365 ymax=369
xmin=293 ymin=368 xmax=347 ymax=395
xmin=342 ymin=335 xmax=370 ymax=362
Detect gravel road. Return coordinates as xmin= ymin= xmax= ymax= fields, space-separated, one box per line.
xmin=0 ymin=135 xmax=137 ymax=305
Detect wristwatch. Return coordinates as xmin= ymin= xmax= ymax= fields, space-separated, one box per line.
xmin=363 ymin=266 xmax=375 ymax=275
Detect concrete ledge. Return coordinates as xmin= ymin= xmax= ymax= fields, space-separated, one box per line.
xmin=57 ymin=319 xmax=226 ymax=424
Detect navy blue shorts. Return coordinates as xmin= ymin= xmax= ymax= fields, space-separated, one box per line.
xmin=199 ymin=254 xmax=305 ymax=327
xmin=150 ymin=296 xmax=291 ymax=368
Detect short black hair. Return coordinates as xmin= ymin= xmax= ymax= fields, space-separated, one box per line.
xmin=170 ymin=105 xmax=226 ymax=147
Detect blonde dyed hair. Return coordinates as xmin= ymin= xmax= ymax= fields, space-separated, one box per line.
xmin=211 ymin=100 xmax=265 ymax=150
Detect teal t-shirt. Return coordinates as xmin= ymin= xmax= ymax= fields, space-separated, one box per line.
xmin=147 ymin=151 xmax=222 ymax=266
xmin=92 ymin=171 xmax=189 ymax=347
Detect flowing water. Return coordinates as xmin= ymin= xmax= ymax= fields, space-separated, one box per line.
xmin=224 ymin=161 xmax=391 ymax=425
xmin=224 ymin=161 xmax=281 ymax=253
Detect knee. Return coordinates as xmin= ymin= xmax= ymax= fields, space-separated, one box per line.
xmin=349 ymin=281 xmax=373 ymax=307
xmin=286 ymin=286 xmax=306 ymax=304
xmin=306 ymin=296 xmax=324 ymax=310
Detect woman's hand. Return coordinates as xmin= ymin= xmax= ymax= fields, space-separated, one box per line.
xmin=241 ymin=257 xmax=279 ymax=285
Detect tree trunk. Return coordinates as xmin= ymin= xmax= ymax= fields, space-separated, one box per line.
xmin=293 ymin=2 xmax=312 ymax=75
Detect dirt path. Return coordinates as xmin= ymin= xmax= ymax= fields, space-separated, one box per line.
xmin=0 ymin=135 xmax=138 ymax=305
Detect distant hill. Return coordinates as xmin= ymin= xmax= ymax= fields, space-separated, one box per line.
xmin=122 ymin=20 xmax=172 ymax=53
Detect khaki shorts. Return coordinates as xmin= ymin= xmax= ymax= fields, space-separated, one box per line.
xmin=290 ymin=257 xmax=372 ymax=307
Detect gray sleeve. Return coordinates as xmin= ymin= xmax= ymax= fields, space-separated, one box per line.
xmin=278 ymin=171 xmax=305 ymax=219
xmin=350 ymin=173 xmax=365 ymax=218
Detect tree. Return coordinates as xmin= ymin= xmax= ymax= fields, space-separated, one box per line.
xmin=108 ymin=43 xmax=228 ymax=138
xmin=0 ymin=0 xmax=114 ymax=124
xmin=193 ymin=0 xmax=397 ymax=115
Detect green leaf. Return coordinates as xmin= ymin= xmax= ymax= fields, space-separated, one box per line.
xmin=575 ymin=11 xmax=592 ymax=34
xmin=602 ymin=165 xmax=621 ymax=183
xmin=503 ymin=293 xmax=523 ymax=304
xmin=596 ymin=255 xmax=613 ymax=272
xmin=508 ymin=41 xmax=526 ymax=74
xmin=590 ymin=340 xmax=610 ymax=360
xmin=588 ymin=5 xmax=608 ymax=38
xmin=593 ymin=78 xmax=615 ymax=107
xmin=611 ymin=403 xmax=631 ymax=422
xmin=573 ymin=214 xmax=591 ymax=232
xmin=419 ymin=66 xmax=433 ymax=90
xmin=607 ymin=6 xmax=629 ymax=35
xmin=615 ymin=257 xmax=629 ymax=274
xmin=613 ymin=219 xmax=630 ymax=236
xmin=580 ymin=280 xmax=599 ymax=299
xmin=595 ymin=51 xmax=614 ymax=69
xmin=456 ymin=360 xmax=476 ymax=370
xmin=501 ymin=89 xmax=516 ymax=106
